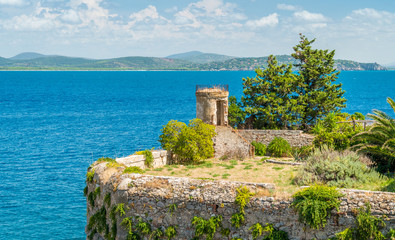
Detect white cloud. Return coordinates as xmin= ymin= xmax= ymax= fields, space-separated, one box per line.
xmin=294 ymin=10 xmax=328 ymax=22
xmin=61 ymin=9 xmax=80 ymax=23
xmin=0 ymin=0 xmax=24 ymax=6
xmin=129 ymin=5 xmax=160 ymax=22
xmin=352 ymin=8 xmax=383 ymax=19
xmin=277 ymin=4 xmax=298 ymax=11
xmin=246 ymin=13 xmax=279 ymax=28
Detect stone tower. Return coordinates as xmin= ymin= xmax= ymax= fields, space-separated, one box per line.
xmin=195 ymin=85 xmax=229 ymax=126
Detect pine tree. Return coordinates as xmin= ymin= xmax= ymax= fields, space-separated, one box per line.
xmin=292 ymin=34 xmax=346 ymax=129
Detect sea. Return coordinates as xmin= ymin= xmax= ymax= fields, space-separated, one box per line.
xmin=0 ymin=71 xmax=394 ymax=240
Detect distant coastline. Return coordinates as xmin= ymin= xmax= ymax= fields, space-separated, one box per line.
xmin=0 ymin=51 xmax=387 ymax=71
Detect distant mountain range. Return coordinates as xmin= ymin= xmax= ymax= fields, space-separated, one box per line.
xmin=0 ymin=51 xmax=387 ymax=71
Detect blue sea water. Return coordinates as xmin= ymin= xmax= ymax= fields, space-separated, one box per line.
xmin=0 ymin=71 xmax=394 ymax=240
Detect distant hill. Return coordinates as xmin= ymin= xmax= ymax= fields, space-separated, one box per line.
xmin=10 ymin=52 xmax=48 ymax=60
xmin=167 ymin=51 xmax=235 ymax=64
xmin=0 ymin=52 xmax=387 ymax=71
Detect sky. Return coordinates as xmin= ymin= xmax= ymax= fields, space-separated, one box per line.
xmin=0 ymin=0 xmax=394 ymax=64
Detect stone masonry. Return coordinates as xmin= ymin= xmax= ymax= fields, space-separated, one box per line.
xmin=86 ymin=162 xmax=394 ymax=240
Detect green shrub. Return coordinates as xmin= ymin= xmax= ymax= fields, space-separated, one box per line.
xmin=191 ymin=215 xmax=222 ymax=240
xmin=124 ymin=166 xmax=144 ymax=174
xmin=267 ymin=137 xmax=291 ymax=157
xmin=261 ymin=223 xmax=289 ymax=240
xmin=159 ymin=119 xmax=216 ymax=163
xmin=293 ymin=147 xmax=385 ymax=189
xmin=86 ymin=169 xmax=95 ymax=183
xmin=135 ymin=149 xmax=154 ymax=168
xmin=97 ymin=157 xmax=116 ymax=163
xmin=291 ymin=145 xmax=313 ymax=161
xmin=291 ymin=185 xmax=343 ymax=229
xmin=251 ymin=141 xmax=267 ymax=156
xmin=164 ymin=226 xmax=177 ymax=240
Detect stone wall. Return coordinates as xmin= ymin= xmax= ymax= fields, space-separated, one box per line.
xmin=116 ymin=150 xmax=169 ymax=169
xmin=85 ymin=163 xmax=394 ymax=240
xmin=213 ymin=126 xmax=254 ymax=159
xmin=238 ymin=130 xmax=314 ymax=148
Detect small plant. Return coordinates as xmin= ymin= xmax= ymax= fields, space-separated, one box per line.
xmin=231 ymin=212 xmax=245 ymax=228
xmin=104 ymin=193 xmax=111 ymax=206
xmin=250 ymin=223 xmax=263 ymax=239
xmin=121 ymin=217 xmax=134 ymax=234
xmin=164 ymin=226 xmax=177 ymax=240
xmin=222 ymin=173 xmax=230 ymax=179
xmin=135 ymin=149 xmax=154 ymax=168
xmin=150 ymin=228 xmax=164 ymax=240
xmin=167 ymin=203 xmax=177 ymax=217
xmin=83 ymin=186 xmax=88 ymax=196
xmin=136 ymin=218 xmax=152 ymax=235
xmin=97 ymin=157 xmax=116 ymax=163
xmin=261 ymin=223 xmax=289 ymax=240
xmin=88 ymin=187 xmax=101 ymax=207
xmin=235 ymin=186 xmax=254 ymax=214
xmin=191 ymin=215 xmax=223 ymax=240
xmin=87 ymin=206 xmax=107 ymax=234
xmin=124 ymin=166 xmax=144 ymax=174
xmin=267 ymin=137 xmax=291 ymax=157
xmin=107 ymin=162 xmax=123 ymax=168
xmin=291 ymin=185 xmax=343 ymax=229
xmin=354 ymin=203 xmax=386 ymax=240
xmin=251 ymin=141 xmax=267 ymax=156
xmin=115 ymin=203 xmax=126 ymax=216
xmin=230 ymin=159 xmax=238 ymax=165
xmin=86 ymin=169 xmax=95 ymax=183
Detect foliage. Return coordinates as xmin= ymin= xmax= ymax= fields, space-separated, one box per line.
xmin=191 ymin=215 xmax=223 ymax=240
xmin=332 ymin=203 xmax=390 ymax=240
xmin=228 ymin=95 xmax=246 ymax=128
xmin=291 ymin=185 xmax=343 ymax=229
xmin=232 ymin=34 xmax=346 ymax=130
xmin=241 ymin=55 xmax=300 ymax=129
xmin=87 ymin=206 xmax=108 ymax=234
xmin=249 ymin=223 xmax=264 ymax=239
xmin=115 ymin=203 xmax=126 ymax=216
xmin=136 ymin=218 xmax=152 ymax=235
xmin=83 ymin=186 xmax=88 ymax=196
xmin=158 ymin=118 xmax=216 ymax=163
xmin=164 ymin=226 xmax=177 ymax=240
xmin=88 ymin=187 xmax=101 ymax=207
xmin=292 ymin=34 xmax=346 ymax=129
xmin=354 ymin=204 xmax=386 ymax=240
xmin=86 ymin=169 xmax=95 ymax=183
xmin=291 ymin=145 xmax=313 ymax=161
xmin=149 ymin=228 xmax=164 ymax=240
xmin=230 ymin=212 xmax=245 ymax=228
xmin=135 ymin=149 xmax=154 ymax=168
xmin=251 ymin=141 xmax=267 ymax=156
xmin=124 ymin=166 xmax=144 ymax=174
xmin=122 ymin=217 xmax=134 ymax=234
xmin=267 ymin=137 xmax=291 ymax=157
xmin=352 ymin=97 xmax=395 ymax=172
xmin=235 ymin=186 xmax=254 ymax=214
xmin=312 ymin=112 xmax=364 ymax=151
xmin=261 ymin=223 xmax=289 ymax=240
xmin=104 ymin=193 xmax=111 ymax=206
xmin=294 ymin=147 xmax=385 ymax=188
xmin=167 ymin=203 xmax=177 ymax=217
xmin=97 ymin=157 xmax=116 ymax=163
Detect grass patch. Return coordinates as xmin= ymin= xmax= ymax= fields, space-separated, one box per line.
xmin=243 ymin=165 xmax=253 ymax=170
xmin=272 ymin=167 xmax=284 ymax=171
xmin=222 ymin=173 xmax=231 ymax=179
xmin=230 ymin=160 xmax=238 ymax=165
xmin=153 ymin=168 xmax=164 ymax=172
xmin=124 ymin=166 xmax=144 ymax=174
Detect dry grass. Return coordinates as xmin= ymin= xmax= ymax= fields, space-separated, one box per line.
xmin=144 ymin=158 xmax=301 ymax=199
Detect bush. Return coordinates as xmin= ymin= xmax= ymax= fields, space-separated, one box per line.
xmin=135 ymin=149 xmax=154 ymax=168
xmin=291 ymin=185 xmax=343 ymax=229
xmin=123 ymin=166 xmax=144 ymax=174
xmin=291 ymin=145 xmax=313 ymax=161
xmin=294 ymin=147 xmax=385 ymax=188
xmin=267 ymin=137 xmax=291 ymax=157
xmin=251 ymin=141 xmax=266 ymax=156
xmin=159 ymin=119 xmax=216 ymax=163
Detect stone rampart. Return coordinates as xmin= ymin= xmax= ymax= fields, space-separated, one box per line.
xmin=85 ymin=163 xmax=394 ymax=240
xmin=238 ymin=130 xmax=314 ymax=148
xmin=116 ymin=150 xmax=169 ymax=169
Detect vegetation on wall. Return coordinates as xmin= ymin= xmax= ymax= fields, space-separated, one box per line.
xmin=251 ymin=141 xmax=266 ymax=156
xmin=159 ymin=118 xmax=216 ymax=163
xmin=291 ymin=185 xmax=343 ymax=229
xmin=134 ymin=149 xmax=154 ymax=168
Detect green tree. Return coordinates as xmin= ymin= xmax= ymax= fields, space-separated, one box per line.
xmin=352 ymin=97 xmax=395 ymax=172
xmin=292 ymin=34 xmax=346 ymax=128
xmin=242 ymin=55 xmax=300 ymax=129
xmin=228 ymin=96 xmax=246 ymax=128
xmin=232 ymin=34 xmax=346 ymax=130
xmin=158 ymin=119 xmax=216 ymax=163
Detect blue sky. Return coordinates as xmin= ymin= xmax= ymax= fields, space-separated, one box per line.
xmin=0 ymin=0 xmax=394 ymax=64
